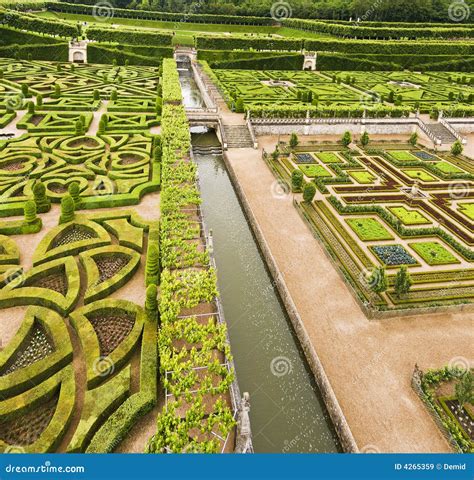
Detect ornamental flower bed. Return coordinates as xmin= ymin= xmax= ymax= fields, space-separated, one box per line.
xmin=372 ymin=245 xmax=418 ymax=266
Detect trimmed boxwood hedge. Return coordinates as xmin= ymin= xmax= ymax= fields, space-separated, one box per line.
xmin=283 ymin=18 xmax=474 ymax=40
xmin=0 ymin=26 xmax=63 ymax=46
xmin=32 ymin=220 xmax=111 ymax=266
xmin=0 ymin=365 xmax=75 ymax=453
xmin=46 ymin=1 xmax=275 ymax=26
xmin=69 ymin=299 xmax=145 ymax=389
xmin=0 ymin=307 xmax=73 ymax=398
xmin=305 ymin=39 xmax=474 ymax=56
xmin=87 ymin=44 xmax=165 ymax=67
xmin=0 ymin=256 xmax=81 ymax=316
xmin=87 ymin=26 xmax=173 ymax=47
xmin=196 ymin=36 xmax=303 ymax=52
xmin=67 ymin=366 xmax=131 ymax=453
xmin=0 ymin=8 xmax=80 ymax=38
xmin=79 ymin=245 xmax=141 ymax=304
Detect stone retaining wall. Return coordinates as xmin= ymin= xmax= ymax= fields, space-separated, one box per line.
xmin=222 ymin=151 xmax=359 ymax=454
xmin=254 ymin=123 xmax=414 ymax=136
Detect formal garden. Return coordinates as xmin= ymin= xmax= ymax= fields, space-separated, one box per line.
xmin=416 ymin=366 xmax=473 ymax=453
xmin=208 ymin=68 xmax=474 ymax=117
xmin=266 ymin=139 xmax=474 ymax=311
xmin=0 ymin=55 xmax=237 ymax=454
xmin=0 ymin=0 xmax=472 ymax=459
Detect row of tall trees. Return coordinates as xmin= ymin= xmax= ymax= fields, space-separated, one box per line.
xmin=120 ymin=0 xmax=474 ymax=23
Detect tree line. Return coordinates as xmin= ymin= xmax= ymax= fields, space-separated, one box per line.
xmin=118 ymin=0 xmax=473 ymax=23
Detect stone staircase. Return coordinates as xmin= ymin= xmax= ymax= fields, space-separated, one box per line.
xmin=425 ymin=122 xmax=458 ymax=144
xmin=223 ymin=125 xmax=255 ymax=149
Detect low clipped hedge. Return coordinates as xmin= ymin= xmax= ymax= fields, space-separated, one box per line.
xmin=196 ymin=36 xmax=303 ymax=52
xmin=86 ymin=391 xmax=155 ymax=453
xmin=79 ymin=245 xmax=141 ymax=304
xmin=67 ymin=366 xmax=131 ymax=453
xmin=0 ymin=26 xmax=63 ymax=46
xmin=102 ymin=218 xmax=144 ymax=252
xmin=305 ymin=39 xmax=474 ymax=56
xmin=0 ymin=43 xmax=68 ymax=62
xmin=0 ymin=217 xmax=42 ymax=235
xmin=0 ymin=307 xmax=73 ymax=398
xmin=0 ymin=8 xmax=80 ymax=38
xmin=46 ymin=1 xmax=275 ymax=26
xmin=283 ymin=18 xmax=474 ymax=40
xmin=317 ymin=52 xmax=474 ymax=71
xmin=0 ymin=257 xmax=81 ymax=316
xmin=69 ymin=300 xmax=145 ymax=389
xmin=0 ymin=365 xmax=75 ymax=453
xmin=87 ymin=26 xmax=173 ymax=47
xmin=248 ymin=104 xmax=412 ymax=119
xmin=208 ymin=53 xmax=304 ymax=70
xmin=86 ymin=305 xmax=158 ymax=453
xmin=32 ymin=220 xmax=111 ymax=266
xmin=87 ymin=44 xmax=164 ymax=67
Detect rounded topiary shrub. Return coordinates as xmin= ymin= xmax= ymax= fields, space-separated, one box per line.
xmin=145 ymin=284 xmax=158 ymax=311
xmin=24 ymin=200 xmax=37 ymax=224
xmin=33 ymin=181 xmax=50 ymax=211
xmin=68 ymin=182 xmax=81 ymax=204
xmin=146 ymin=243 xmax=160 ymax=286
xmin=60 ymin=195 xmax=75 ymax=224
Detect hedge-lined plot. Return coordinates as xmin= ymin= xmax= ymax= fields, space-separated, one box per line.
xmin=209 ymin=67 xmax=474 ymax=117
xmin=266 ymin=144 xmax=474 ymax=311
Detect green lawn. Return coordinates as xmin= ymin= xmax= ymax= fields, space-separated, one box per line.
xmin=346 ymin=218 xmax=394 ymax=241
xmin=316 ymin=152 xmax=342 ymax=164
xmin=409 ymin=242 xmax=460 ymax=265
xmin=389 ymin=206 xmax=431 ymax=225
xmin=348 ymin=170 xmax=376 ymax=184
xmin=298 ymin=164 xmax=331 ymax=178
xmin=433 ymin=161 xmax=465 ymax=175
xmin=388 ymin=150 xmax=418 ymax=162
xmin=403 ymin=169 xmax=437 ymax=182
xmin=35 ymin=11 xmax=335 ymax=45
xmin=459 ymin=203 xmax=474 ymax=221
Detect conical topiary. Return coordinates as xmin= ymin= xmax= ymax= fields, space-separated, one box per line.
xmin=23 ymin=200 xmax=37 ymax=224
xmin=146 ymin=243 xmax=160 ymax=286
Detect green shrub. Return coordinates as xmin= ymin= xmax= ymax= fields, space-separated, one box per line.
xmin=342 ymin=131 xmax=352 ymax=147
xmin=145 ymin=284 xmax=158 ymax=312
xmin=451 ymin=141 xmax=464 ymax=156
xmin=145 ymin=242 xmax=160 ymax=286
xmin=303 ymin=183 xmax=316 ymax=203
xmin=60 ymin=195 xmax=75 ymax=224
xmin=291 ymin=169 xmax=304 ymax=191
xmin=68 ymin=182 xmax=81 ymax=205
xmin=23 ymin=200 xmax=37 ymax=224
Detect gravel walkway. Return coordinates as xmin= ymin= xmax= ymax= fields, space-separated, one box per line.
xmin=225 ymin=136 xmax=473 ymax=453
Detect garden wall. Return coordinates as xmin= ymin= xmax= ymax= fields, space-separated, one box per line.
xmin=253 ymin=122 xmax=415 ymax=136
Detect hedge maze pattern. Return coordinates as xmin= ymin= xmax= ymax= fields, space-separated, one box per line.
xmin=213 ymin=69 xmax=474 ymax=115
xmin=268 ymin=144 xmax=474 ymax=311
xmin=0 ymin=59 xmax=162 ymax=453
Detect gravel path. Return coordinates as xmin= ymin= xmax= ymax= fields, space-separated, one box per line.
xmin=225 ymin=136 xmax=473 ymax=453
